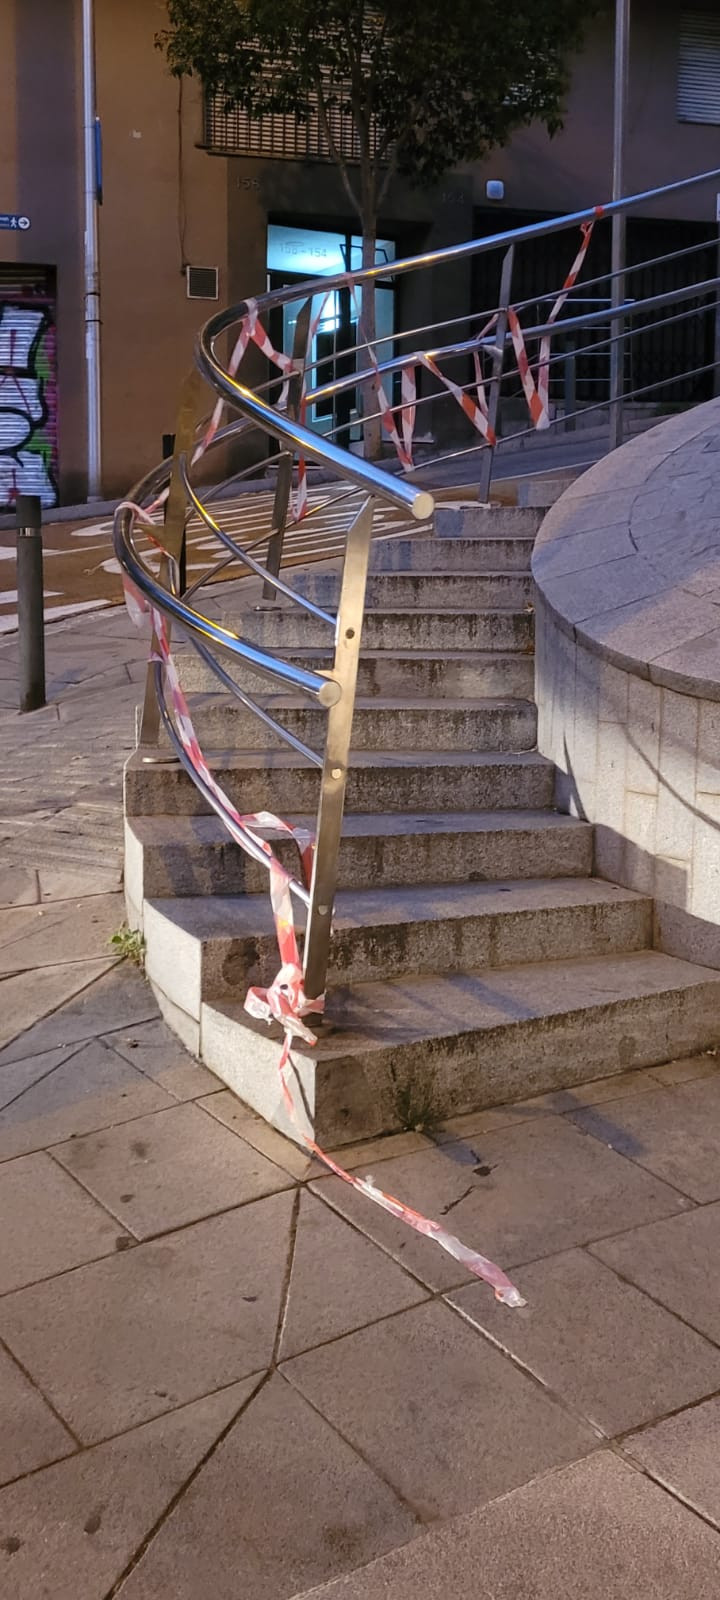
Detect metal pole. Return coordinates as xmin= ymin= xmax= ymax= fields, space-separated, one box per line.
xmin=564 ymin=348 xmax=577 ymax=431
xmin=714 ymin=194 xmax=720 ymax=398
xmin=82 ymin=0 xmax=102 ymax=498
xmin=609 ymin=0 xmax=630 ymax=451
xmin=303 ymin=496 xmax=374 ymax=1003
xmin=15 ymin=495 xmax=45 ymax=713
xmin=477 ymin=244 xmax=514 ymax=503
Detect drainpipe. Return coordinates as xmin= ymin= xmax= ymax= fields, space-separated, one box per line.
xmin=82 ymin=0 xmax=102 ymax=499
xmin=609 ymin=0 xmax=630 ymax=452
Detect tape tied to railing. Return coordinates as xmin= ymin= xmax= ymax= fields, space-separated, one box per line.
xmin=508 ymin=219 xmax=597 ymax=432
xmin=121 ymin=545 xmax=525 ymax=1307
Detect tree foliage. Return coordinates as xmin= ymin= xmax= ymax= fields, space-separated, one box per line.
xmin=160 ymin=0 xmax=599 ymax=234
xmin=159 ymin=0 xmax=600 ymax=455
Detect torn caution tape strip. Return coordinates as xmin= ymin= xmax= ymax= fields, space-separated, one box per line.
xmin=508 ymin=217 xmax=599 ymax=432
xmin=125 ymin=565 xmax=526 ymax=1305
xmin=122 ymin=544 xmax=525 ymax=1306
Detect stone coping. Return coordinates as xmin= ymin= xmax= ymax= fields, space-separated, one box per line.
xmin=531 ymin=399 xmax=720 ymax=703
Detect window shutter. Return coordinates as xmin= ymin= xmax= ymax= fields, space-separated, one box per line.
xmin=678 ymin=9 xmax=720 ymax=124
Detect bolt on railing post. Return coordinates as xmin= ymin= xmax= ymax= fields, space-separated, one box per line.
xmin=15 ymin=494 xmax=45 ymax=714
xmin=302 ymin=495 xmax=375 ymax=1004
xmin=264 ymin=297 xmax=312 ymax=600
xmin=477 ymin=244 xmax=514 ymax=503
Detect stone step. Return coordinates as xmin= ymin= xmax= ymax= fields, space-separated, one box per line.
xmin=124 ymin=748 xmax=556 ymax=819
xmin=227 ymin=607 xmax=534 ymax=653
xmin=199 ymin=951 xmax=720 ymax=1146
xmin=370 ymin=536 xmax=535 ymax=573
xmin=170 ymin=695 xmax=538 ymax=754
xmin=126 ymin=808 xmax=592 ymax=904
xmin=144 ymin=879 xmax=653 ymax=1013
xmin=176 ymin=647 xmax=535 ymax=701
xmin=433 ymin=502 xmax=543 ymax=538
xmin=290 ymin=570 xmax=533 ymax=609
xmin=517 ymin=470 xmax=583 ymax=509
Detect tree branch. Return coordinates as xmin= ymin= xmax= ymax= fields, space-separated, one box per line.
xmin=314 ymin=76 xmax=361 ymax=218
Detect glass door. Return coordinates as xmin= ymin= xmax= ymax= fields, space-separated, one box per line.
xmin=267 ymin=224 xmax=396 ymax=447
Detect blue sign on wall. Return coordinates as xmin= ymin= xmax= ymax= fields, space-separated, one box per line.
xmin=0 ymin=215 xmax=31 ymax=231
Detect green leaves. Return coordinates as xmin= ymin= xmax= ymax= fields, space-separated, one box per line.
xmin=158 ymin=0 xmax=599 ymax=229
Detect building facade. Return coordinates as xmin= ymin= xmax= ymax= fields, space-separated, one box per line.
xmin=1 ymin=0 xmax=719 ymax=508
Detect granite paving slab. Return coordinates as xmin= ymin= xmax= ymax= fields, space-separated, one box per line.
xmin=283 ymin=1300 xmax=597 ymax=1521
xmin=0 ymin=1192 xmax=294 ymax=1442
xmin=450 ymin=1247 xmax=720 ymax=1435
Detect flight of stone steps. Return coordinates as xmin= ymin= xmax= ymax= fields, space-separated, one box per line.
xmin=124 ymin=481 xmax=720 ymax=1146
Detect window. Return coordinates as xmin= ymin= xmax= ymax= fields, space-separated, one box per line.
xmin=205 ymin=74 xmax=386 ymax=163
xmin=678 ymin=9 xmax=720 ymax=125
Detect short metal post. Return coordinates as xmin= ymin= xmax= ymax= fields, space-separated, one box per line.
xmin=15 ymin=495 xmax=46 ymax=713
xmin=564 ymin=349 xmax=577 ymax=432
xmin=303 ymin=495 xmax=374 ymax=1003
xmin=477 ymin=244 xmax=514 ymax=503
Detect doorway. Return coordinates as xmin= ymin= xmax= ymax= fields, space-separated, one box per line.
xmin=267 ymin=224 xmax=396 ymax=446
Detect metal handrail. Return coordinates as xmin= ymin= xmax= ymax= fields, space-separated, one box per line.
xmin=114 ymin=505 xmax=340 ymax=706
xmin=115 ymin=161 xmax=720 ymax=1011
xmin=201 ymin=165 xmax=720 ymax=336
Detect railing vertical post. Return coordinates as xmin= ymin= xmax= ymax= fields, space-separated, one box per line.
xmin=264 ymin=297 xmax=312 ymax=599
xmin=477 ymin=244 xmax=514 ymax=503
xmin=139 ymin=368 xmax=204 ymax=746
xmin=564 ymin=347 xmax=577 ymax=431
xmin=609 ymin=0 xmax=630 ymax=451
xmin=714 ymin=215 xmax=720 ymax=398
xmin=302 ymin=495 xmax=374 ymax=1004
xmin=15 ymin=495 xmax=45 ymax=713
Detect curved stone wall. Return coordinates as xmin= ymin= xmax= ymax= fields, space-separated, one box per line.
xmin=533 ymin=398 xmax=720 ymax=969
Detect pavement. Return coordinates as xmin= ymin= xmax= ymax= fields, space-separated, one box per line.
xmin=0 ymin=428 xmax=610 ymax=635
xmin=0 ymin=484 xmax=415 ymax=636
xmin=1 ymin=579 xmax=720 ymax=1597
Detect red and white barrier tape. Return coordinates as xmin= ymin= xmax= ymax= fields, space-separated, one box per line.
xmin=508 ymin=217 xmax=599 ymax=432
xmin=122 ymin=540 xmax=524 ymax=1307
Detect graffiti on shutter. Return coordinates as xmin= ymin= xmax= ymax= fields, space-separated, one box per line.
xmin=0 ymin=270 xmax=58 ymax=511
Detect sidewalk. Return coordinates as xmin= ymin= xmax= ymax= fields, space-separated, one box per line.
xmin=1 ymin=604 xmax=720 ymax=1598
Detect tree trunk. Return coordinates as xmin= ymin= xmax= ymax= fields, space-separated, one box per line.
xmin=359 ymin=214 xmax=383 ymax=461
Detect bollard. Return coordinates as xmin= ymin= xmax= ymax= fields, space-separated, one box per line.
xmin=15 ymin=494 xmax=46 ymax=713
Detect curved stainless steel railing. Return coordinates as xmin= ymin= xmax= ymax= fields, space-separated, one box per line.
xmin=115 ymin=163 xmax=720 ymax=1001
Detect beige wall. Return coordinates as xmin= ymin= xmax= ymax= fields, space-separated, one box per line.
xmin=0 ymin=0 xmax=86 ymax=501
xmin=471 ymin=2 xmax=720 ymax=225
xmin=95 ymin=0 xmax=228 ymax=495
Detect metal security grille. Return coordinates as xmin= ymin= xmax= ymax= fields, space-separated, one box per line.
xmin=678 ymin=9 xmax=720 ymax=124
xmin=204 ymin=84 xmax=384 ymax=163
xmin=0 ymin=264 xmax=58 ymax=510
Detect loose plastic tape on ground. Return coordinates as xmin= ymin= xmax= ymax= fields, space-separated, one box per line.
xmin=122 ymin=549 xmax=525 ymax=1307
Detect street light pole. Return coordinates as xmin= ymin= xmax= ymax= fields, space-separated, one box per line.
xmin=82 ymin=0 xmax=102 ymax=499
xmin=609 ymin=0 xmax=630 ymax=451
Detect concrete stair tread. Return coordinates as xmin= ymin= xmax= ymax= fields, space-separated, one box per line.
xmin=130 ymin=748 xmax=551 ymax=772
xmin=233 ymin=648 xmax=535 ymax=665
xmin=129 ymin=806 xmax=589 ymax=849
xmin=229 ymin=694 xmax=534 ymax=714
xmin=292 ymin=569 xmax=531 ymax=583
xmin=261 ymin=604 xmax=532 ymax=618
xmin=205 ymin=949 xmax=720 ymax=1060
xmin=146 ymin=876 xmax=650 ymax=943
